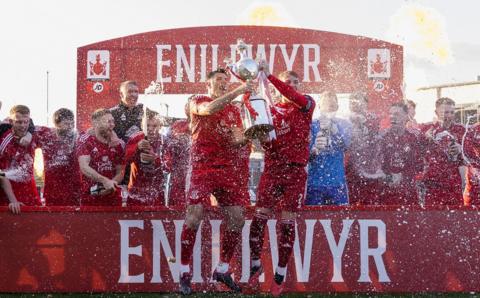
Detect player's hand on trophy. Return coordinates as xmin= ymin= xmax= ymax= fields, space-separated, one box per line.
xmin=19 ymin=132 xmax=32 ymax=147
xmin=258 ymin=59 xmax=270 ymax=76
xmin=244 ymin=80 xmax=255 ymax=93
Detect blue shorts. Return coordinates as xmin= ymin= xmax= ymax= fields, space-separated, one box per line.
xmin=305 ymin=185 xmax=349 ymax=205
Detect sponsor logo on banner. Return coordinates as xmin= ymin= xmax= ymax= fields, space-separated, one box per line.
xmin=93 ymin=82 xmax=104 ymax=93
xmin=87 ymin=50 xmax=110 ymax=80
xmin=368 ymin=49 xmax=390 ymax=79
xmin=372 ymin=80 xmax=385 ymax=92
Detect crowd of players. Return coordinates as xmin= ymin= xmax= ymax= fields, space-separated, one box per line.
xmin=1 ymin=60 xmax=480 ymax=295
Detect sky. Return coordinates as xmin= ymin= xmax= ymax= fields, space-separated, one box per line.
xmin=1 ymin=0 xmax=479 ymax=124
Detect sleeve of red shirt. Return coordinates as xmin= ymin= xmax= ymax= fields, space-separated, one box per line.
xmin=76 ymin=135 xmax=92 ymax=157
xmin=33 ymin=126 xmax=51 ymax=148
xmin=267 ymin=74 xmax=312 ymax=111
xmin=125 ymin=133 xmax=144 ymax=164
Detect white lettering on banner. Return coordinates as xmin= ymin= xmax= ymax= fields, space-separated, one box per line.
xmin=279 ymin=44 xmax=300 ymax=73
xmin=156 ymin=45 xmax=172 ymax=83
xmin=200 ymin=44 xmax=208 ymax=82
xmin=156 ymin=44 xmax=321 ymax=83
xmin=210 ymin=220 xmax=221 ymax=278
xmin=192 ymin=221 xmax=203 ymax=282
xmin=293 ymin=219 xmax=317 ymax=282
xmin=176 ymin=45 xmax=196 ymax=82
xmin=118 ymin=219 xmax=390 ymax=284
xmin=118 ymin=220 xmax=144 ymax=283
xmin=240 ymin=220 xmax=253 ymax=283
xmin=151 ymin=220 xmax=182 ymax=283
xmin=320 ymin=219 xmax=354 ymax=282
xmin=303 ymin=44 xmax=321 ymax=82
xmin=358 ymin=220 xmax=391 ymax=282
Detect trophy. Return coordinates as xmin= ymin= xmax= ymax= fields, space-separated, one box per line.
xmin=227 ymin=39 xmax=274 ymax=139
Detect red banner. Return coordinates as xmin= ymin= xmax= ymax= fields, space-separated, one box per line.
xmin=77 ymin=26 xmax=403 ymax=130
xmin=0 ymin=206 xmax=478 ymax=293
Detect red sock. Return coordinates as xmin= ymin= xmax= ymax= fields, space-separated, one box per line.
xmin=278 ymin=219 xmax=295 ymax=268
xmin=180 ymin=225 xmax=197 ymax=266
xmin=249 ymin=212 xmax=268 ymax=261
xmin=220 ymin=227 xmax=242 ymax=264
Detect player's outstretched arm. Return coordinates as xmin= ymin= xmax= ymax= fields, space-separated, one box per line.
xmin=193 ymin=82 xmax=253 ymax=116
xmin=267 ymin=74 xmax=310 ymax=108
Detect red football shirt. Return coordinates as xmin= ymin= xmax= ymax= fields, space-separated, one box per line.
xmin=35 ymin=126 xmax=81 ymax=206
xmin=125 ymin=131 xmax=166 ymax=206
xmin=76 ymin=134 xmax=125 ymax=206
xmin=0 ymin=129 xmax=40 ymax=206
xmin=189 ymin=95 xmax=249 ymax=170
xmin=263 ymin=74 xmax=315 ymax=167
xmin=378 ymin=128 xmax=424 ymax=205
xmin=419 ymin=122 xmax=465 ymax=184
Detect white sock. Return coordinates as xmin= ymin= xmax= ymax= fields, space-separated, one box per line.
xmin=251 ymin=259 xmax=261 ymax=268
xmin=216 ymin=262 xmax=229 ymax=273
xmin=276 ymin=266 xmax=287 ymax=276
xmin=179 ymin=264 xmax=190 ymax=274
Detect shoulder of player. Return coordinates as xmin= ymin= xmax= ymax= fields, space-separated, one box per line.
xmin=77 ymin=131 xmax=95 ymax=145
xmin=0 ymin=130 xmax=14 ymax=154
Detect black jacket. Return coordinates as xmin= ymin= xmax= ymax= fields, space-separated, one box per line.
xmin=109 ymin=102 xmax=144 ymax=142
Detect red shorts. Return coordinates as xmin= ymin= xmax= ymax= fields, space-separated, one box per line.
xmin=256 ymin=164 xmax=307 ymax=212
xmin=187 ymin=167 xmax=249 ymax=207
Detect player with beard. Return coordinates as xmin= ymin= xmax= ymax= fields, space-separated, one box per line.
xmin=124 ymin=109 xmax=166 ymax=206
xmin=77 ymin=109 xmax=125 ymax=206
xmin=0 ymin=105 xmax=40 ymax=209
xmin=420 ymin=97 xmax=465 ymax=205
xmin=178 ymin=69 xmax=252 ymax=294
xmin=247 ymin=61 xmax=315 ymax=297
xmin=34 ymin=108 xmax=81 ymax=206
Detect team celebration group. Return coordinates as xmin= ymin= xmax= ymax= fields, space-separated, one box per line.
xmin=1 ymin=59 xmax=479 ymax=295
